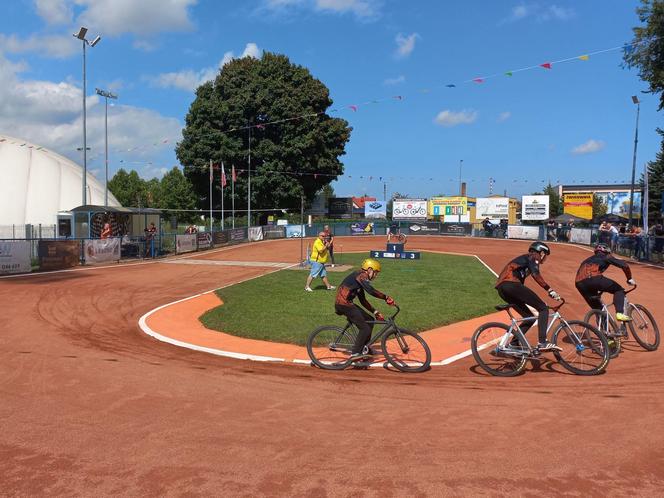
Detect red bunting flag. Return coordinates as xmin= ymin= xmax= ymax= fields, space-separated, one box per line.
xmin=473 ymin=78 xmax=484 ymax=83
xmin=348 ymin=105 xmax=358 ymax=112
xmin=540 ymin=62 xmax=552 ymax=69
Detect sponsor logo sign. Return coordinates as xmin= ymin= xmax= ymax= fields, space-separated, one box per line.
xmin=176 ymin=234 xmax=197 ymax=253
xmin=569 ymin=228 xmax=592 ymax=245
xmin=197 ymin=232 xmax=213 ymax=249
xmin=429 ymin=196 xmax=467 ymax=217
xmin=563 ymin=193 xmax=593 ymax=219
xmin=38 ymin=240 xmax=80 ymax=270
xmin=507 ymin=225 xmax=540 ymax=240
xmin=84 ymin=238 xmax=121 ymax=264
xmin=440 ymin=223 xmax=472 ymax=235
xmin=285 ymin=225 xmax=305 ymax=238
xmin=213 ymin=231 xmax=230 ymax=245
xmin=392 ymin=199 xmax=427 ymax=220
xmin=328 ymin=197 xmax=353 ymax=219
xmin=350 ymin=222 xmax=375 ymax=235
xmin=522 ymin=195 xmax=550 ymax=221
xmin=0 ymin=240 xmax=31 ymax=274
xmin=477 ymin=197 xmax=509 ymax=219
xmin=408 ymin=222 xmax=440 ymax=234
xmin=364 ymin=201 xmax=387 ymax=219
xmin=248 ymin=226 xmax=264 ymax=241
xmin=230 ymin=228 xmax=247 ymax=241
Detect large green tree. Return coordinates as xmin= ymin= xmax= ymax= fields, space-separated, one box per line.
xmin=623 ymin=0 xmax=664 ymax=111
xmin=176 ymin=52 xmax=352 ymax=213
xmin=159 ymin=167 xmax=199 ymax=222
xmin=592 ymin=194 xmax=608 ymax=218
xmin=642 ymin=132 xmax=664 ymax=222
xmin=108 ymin=168 xmax=148 ymax=207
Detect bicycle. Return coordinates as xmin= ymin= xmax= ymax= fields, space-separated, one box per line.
xmin=584 ymin=284 xmax=660 ymax=356
xmin=387 ymin=230 xmax=407 ymax=244
xmin=471 ymin=299 xmax=610 ymax=377
xmin=307 ymin=305 xmax=431 ymax=372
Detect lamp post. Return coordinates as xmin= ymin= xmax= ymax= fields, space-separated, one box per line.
xmin=628 ymin=95 xmax=640 ymax=227
xmin=459 ymin=159 xmax=463 ymax=196
xmin=73 ymin=27 xmax=101 ymax=206
xmin=95 ymin=88 xmax=117 ymax=208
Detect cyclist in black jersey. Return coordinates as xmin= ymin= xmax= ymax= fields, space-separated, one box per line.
xmin=335 ymin=258 xmax=395 ymax=361
xmin=575 ymin=243 xmax=635 ymax=322
xmin=494 ymin=241 xmax=562 ymax=351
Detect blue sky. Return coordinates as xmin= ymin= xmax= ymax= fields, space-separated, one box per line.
xmin=0 ymin=0 xmax=661 ymax=203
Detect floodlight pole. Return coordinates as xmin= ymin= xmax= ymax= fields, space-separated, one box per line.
xmin=459 ymin=159 xmax=464 ymax=196
xmin=73 ymin=27 xmax=100 ymax=206
xmin=628 ymin=96 xmax=640 ymax=227
xmin=96 ymin=88 xmax=118 ymax=208
xmin=247 ymin=125 xmax=252 ymax=228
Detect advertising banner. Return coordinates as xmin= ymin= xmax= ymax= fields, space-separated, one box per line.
xmin=84 ymin=238 xmax=121 ymax=265
xmin=563 ymin=193 xmax=593 ymax=219
xmin=230 ymin=228 xmax=247 ymax=242
xmin=262 ymin=226 xmax=285 ymax=239
xmin=429 ymin=197 xmax=467 ymax=218
xmin=285 ymin=225 xmax=305 ymax=238
xmin=248 ymin=226 xmax=264 ymax=241
xmin=213 ymin=231 xmax=230 ymax=245
xmin=407 ymin=222 xmax=440 ymax=235
xmin=569 ymin=227 xmax=592 ymax=245
xmin=507 ymin=225 xmax=540 ymax=240
xmin=440 ymin=223 xmax=472 ymax=236
xmin=477 ymin=197 xmax=510 ymax=220
xmin=392 ymin=199 xmax=427 ymax=220
xmin=197 ymin=232 xmax=213 ymax=250
xmin=0 ymin=240 xmax=31 ymax=274
xmin=364 ymin=200 xmax=387 ymax=219
xmin=328 ymin=197 xmax=353 ymax=219
xmin=38 ymin=240 xmax=80 ymax=270
xmin=176 ymin=234 xmax=197 ymax=253
xmin=350 ymin=222 xmax=375 ymax=235
xmin=594 ymin=191 xmax=642 ymax=219
xmin=522 ymin=195 xmax=550 ymax=221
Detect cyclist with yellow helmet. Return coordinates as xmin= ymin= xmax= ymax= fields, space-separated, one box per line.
xmin=335 ymin=258 xmax=396 ymax=361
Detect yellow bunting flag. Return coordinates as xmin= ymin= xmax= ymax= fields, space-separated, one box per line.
xmin=578 ymin=55 xmax=589 ymax=60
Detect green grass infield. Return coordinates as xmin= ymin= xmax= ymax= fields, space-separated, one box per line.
xmin=200 ymin=252 xmax=499 ymax=346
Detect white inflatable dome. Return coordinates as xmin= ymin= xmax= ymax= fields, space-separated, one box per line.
xmin=0 ymin=134 xmax=121 ymax=227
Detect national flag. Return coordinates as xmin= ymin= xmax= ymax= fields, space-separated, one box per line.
xmin=221 ymin=162 xmax=227 ymax=188
xmin=209 ymin=159 xmax=213 ymax=183
xmin=232 ymin=164 xmax=237 ymax=182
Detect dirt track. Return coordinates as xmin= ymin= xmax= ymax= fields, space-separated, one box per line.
xmin=1 ymin=236 xmax=663 ymax=496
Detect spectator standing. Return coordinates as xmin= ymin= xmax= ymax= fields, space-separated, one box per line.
xmin=304 ymin=232 xmax=336 ymax=292
xmin=649 ymin=221 xmax=664 ymax=263
xmin=100 ymin=222 xmax=112 ymax=239
xmin=632 ymin=226 xmax=645 ymax=261
xmin=598 ymin=221 xmax=610 ymax=244
xmin=144 ymin=222 xmax=157 ymax=258
xmin=323 ymin=224 xmax=335 ymax=267
xmin=546 ymin=219 xmax=557 ymax=241
xmin=608 ymin=223 xmax=619 ymax=251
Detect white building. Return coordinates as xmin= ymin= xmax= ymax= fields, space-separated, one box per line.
xmin=0 ymin=134 xmax=120 ymax=233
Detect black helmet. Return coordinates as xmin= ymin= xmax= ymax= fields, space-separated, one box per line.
xmin=529 ymin=241 xmax=550 ymax=255
xmin=594 ymin=243 xmax=611 ymax=255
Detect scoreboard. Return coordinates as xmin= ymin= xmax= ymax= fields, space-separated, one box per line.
xmin=370 ymin=250 xmax=420 ymax=260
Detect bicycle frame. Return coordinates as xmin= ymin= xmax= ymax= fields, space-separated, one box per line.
xmin=495 ymin=300 xmax=572 ymax=358
xmin=589 ymin=285 xmax=637 ymax=335
xmin=341 ymin=306 xmax=401 ymax=349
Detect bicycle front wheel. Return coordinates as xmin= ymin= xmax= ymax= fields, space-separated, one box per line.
xmin=307 ymin=326 xmax=356 ymax=370
xmin=471 ymin=322 xmax=527 ymax=377
xmin=381 ymin=328 xmax=431 ymax=372
xmin=584 ymin=310 xmax=621 ymax=359
xmin=552 ymin=321 xmax=609 ymax=375
xmin=627 ymin=304 xmax=660 ymax=351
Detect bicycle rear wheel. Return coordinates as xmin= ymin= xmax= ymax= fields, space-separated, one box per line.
xmin=307 ymin=326 xmax=356 ymax=370
xmin=584 ymin=310 xmax=621 ymax=359
xmin=471 ymin=322 xmax=527 ymax=377
xmin=381 ymin=328 xmax=431 ymax=372
xmin=627 ymin=304 xmax=660 ymax=351
xmin=552 ymin=321 xmax=609 ymax=375
xmin=397 ymin=233 xmax=407 ymax=244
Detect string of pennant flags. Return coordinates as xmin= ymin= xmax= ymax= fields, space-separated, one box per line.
xmin=0 ymin=39 xmax=647 ymax=176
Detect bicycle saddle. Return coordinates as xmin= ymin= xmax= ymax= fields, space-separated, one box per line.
xmin=494 ymin=304 xmax=515 ymax=311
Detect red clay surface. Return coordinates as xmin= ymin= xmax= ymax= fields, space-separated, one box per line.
xmin=2 ymin=236 xmax=663 ymax=495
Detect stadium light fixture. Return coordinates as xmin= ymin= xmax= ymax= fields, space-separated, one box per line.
xmin=72 ymin=26 xmax=101 ymax=206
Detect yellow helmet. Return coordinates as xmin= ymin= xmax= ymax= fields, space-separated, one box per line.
xmin=361 ymin=258 xmax=381 ymax=272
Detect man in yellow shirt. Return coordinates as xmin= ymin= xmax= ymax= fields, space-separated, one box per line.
xmin=305 ymin=232 xmax=335 ymax=292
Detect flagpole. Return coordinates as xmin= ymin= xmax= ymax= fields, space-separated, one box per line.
xmin=232 ymin=165 xmax=236 ymax=229
xmin=221 ymin=162 xmax=225 ymax=230
xmin=209 ymin=159 xmax=213 ymax=232
xmin=248 ymin=126 xmax=252 ymax=228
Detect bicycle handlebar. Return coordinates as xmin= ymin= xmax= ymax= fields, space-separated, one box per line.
xmin=549 ymin=297 xmax=565 ymax=312
xmin=625 ymin=284 xmax=637 ymax=294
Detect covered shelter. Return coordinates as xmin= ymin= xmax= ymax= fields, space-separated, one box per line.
xmin=592 ymin=213 xmax=629 ymax=225
xmin=552 ymin=213 xmax=587 ymax=224
xmin=63 ymin=205 xmax=162 ymax=239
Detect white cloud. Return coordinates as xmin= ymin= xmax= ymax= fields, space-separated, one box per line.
xmin=0 ymin=33 xmax=78 ymax=58
xmin=262 ymin=0 xmax=380 ymax=18
xmin=572 ymin=139 xmax=605 ymax=155
xmin=151 ymin=43 xmax=262 ymax=92
xmin=34 ymin=0 xmax=73 ymax=25
xmin=395 ymin=32 xmax=419 ymax=59
xmin=502 ymin=3 xmax=574 ymax=23
xmin=434 ymin=109 xmax=478 ymax=127
xmin=383 ymin=75 xmax=405 ymax=85
xmin=0 ymin=51 xmax=182 ymax=179
xmin=497 ymin=111 xmax=511 ymax=122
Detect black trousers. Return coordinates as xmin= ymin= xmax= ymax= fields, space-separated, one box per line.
xmin=496 ymin=282 xmax=549 ymax=343
xmin=336 ymin=304 xmax=374 ymax=354
xmin=575 ymin=276 xmax=625 ymax=313
xmin=328 ymin=245 xmax=335 ymax=264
